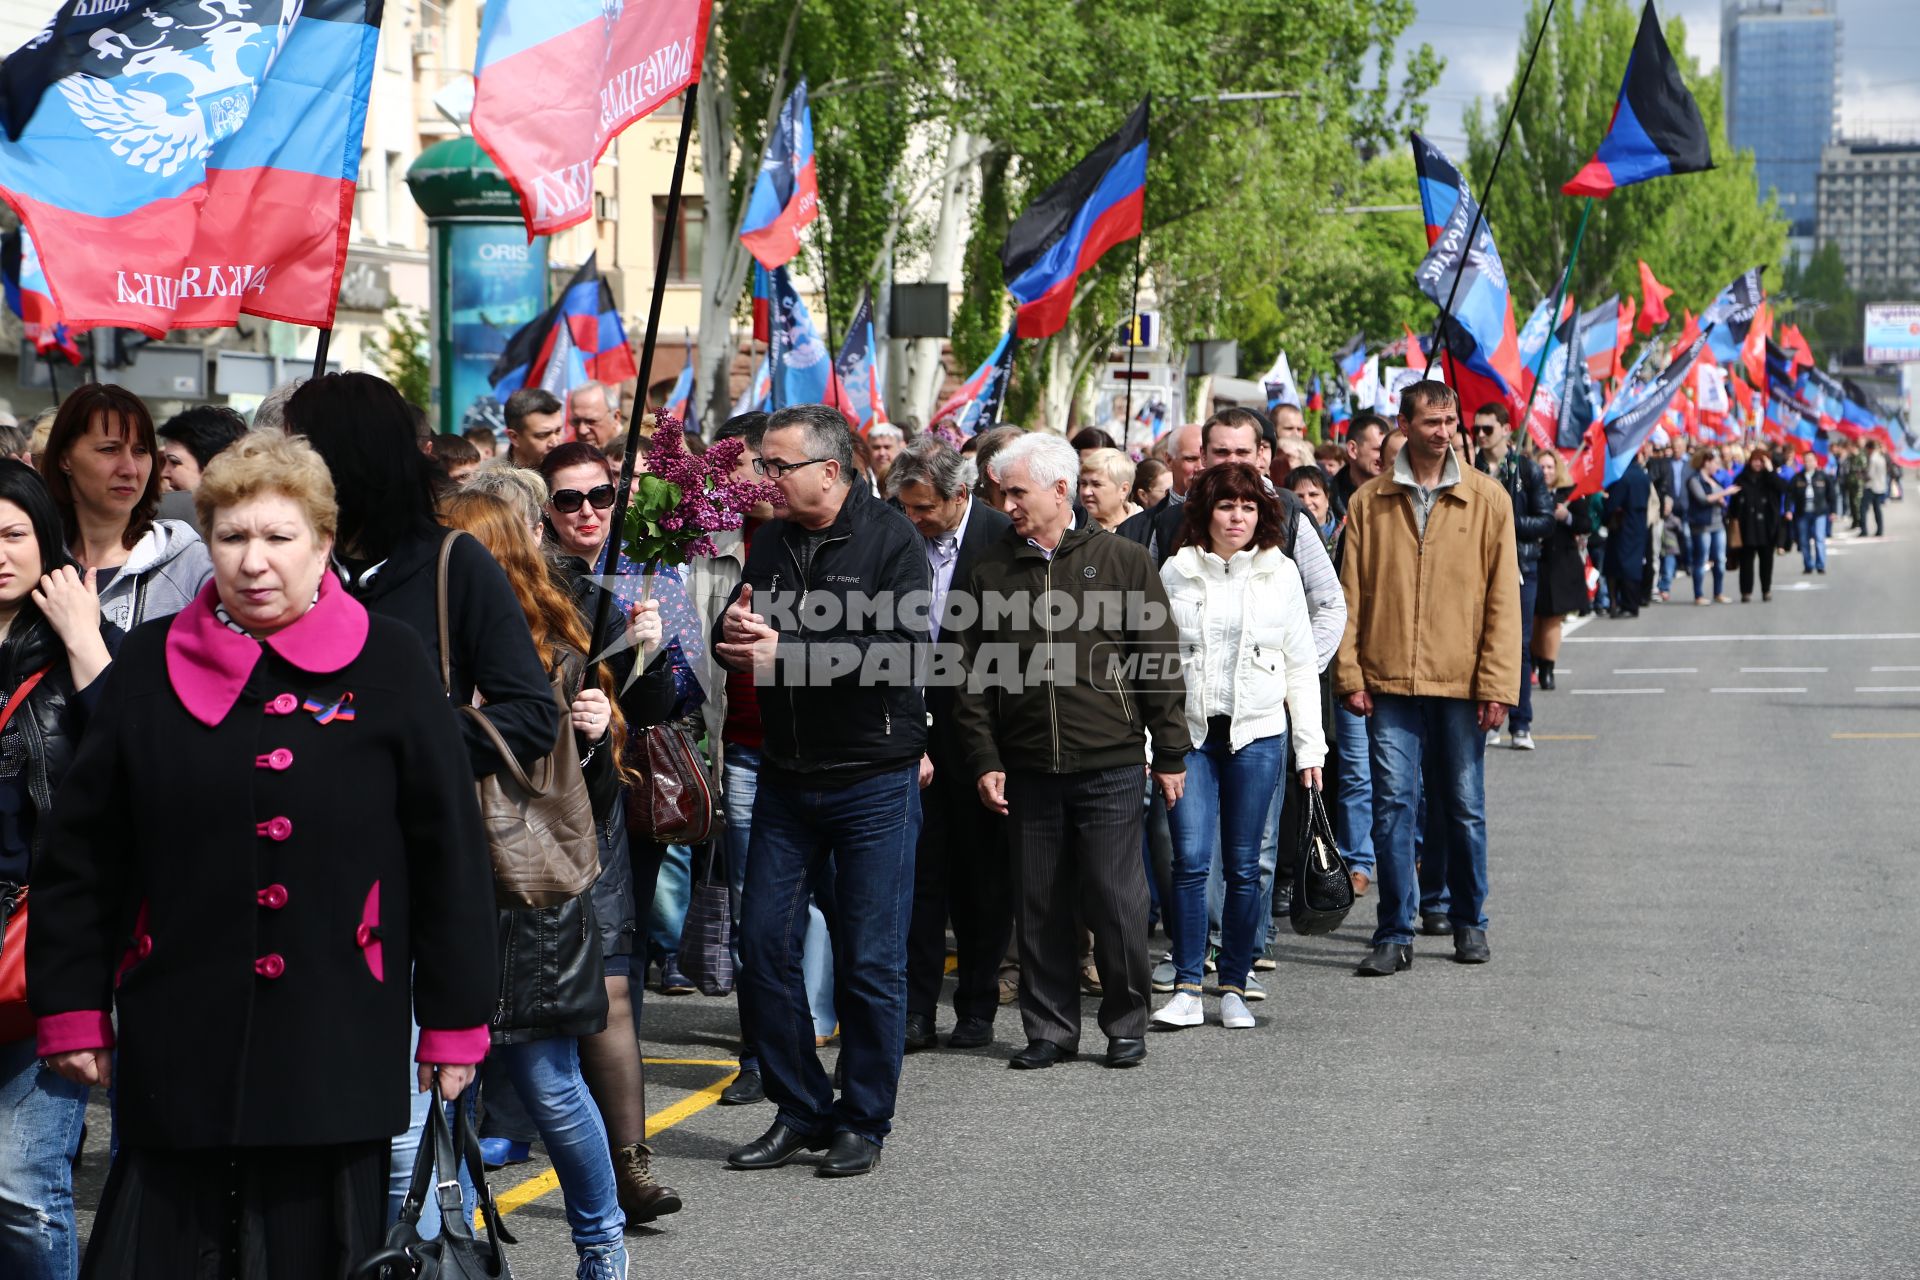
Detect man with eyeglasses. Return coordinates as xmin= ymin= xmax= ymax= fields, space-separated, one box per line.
xmin=1470 ymin=401 xmax=1551 ymax=752
xmin=568 ymin=380 xmax=624 ymax=452
xmin=715 ymin=403 xmax=931 ymax=1179
xmin=504 ymin=387 xmax=566 ymax=469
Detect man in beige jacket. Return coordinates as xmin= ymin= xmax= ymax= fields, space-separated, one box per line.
xmin=1334 ymin=381 xmax=1521 ymax=976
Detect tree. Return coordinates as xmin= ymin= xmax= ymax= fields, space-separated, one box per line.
xmin=363 ymin=306 xmax=431 ymax=412
xmin=1465 ymin=0 xmax=1785 ymax=322
xmin=1780 ymin=240 xmax=1861 ymax=364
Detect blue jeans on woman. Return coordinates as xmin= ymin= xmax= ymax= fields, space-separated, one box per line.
xmin=1688 ymin=525 xmax=1726 ymax=600
xmin=493 ymin=1037 xmax=624 ymax=1254
xmin=723 ymin=745 xmax=836 ymax=1069
xmin=1797 ymin=512 xmax=1828 ymax=571
xmin=1166 ymin=719 xmax=1287 ymax=994
xmin=0 ymin=1037 xmax=88 ymax=1280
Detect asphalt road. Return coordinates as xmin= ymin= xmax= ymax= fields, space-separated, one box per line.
xmin=73 ymin=498 xmax=1920 ymax=1279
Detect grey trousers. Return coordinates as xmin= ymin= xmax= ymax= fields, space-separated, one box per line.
xmin=1006 ymin=765 xmax=1152 ymax=1046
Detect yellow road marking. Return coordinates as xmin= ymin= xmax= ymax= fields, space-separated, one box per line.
xmin=488 ymin=1061 xmax=740 ymax=1220
xmin=1831 ymin=732 xmax=1920 ymax=739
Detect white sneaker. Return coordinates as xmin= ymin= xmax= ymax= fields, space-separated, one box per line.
xmin=1510 ymin=729 xmax=1535 ymax=751
xmin=1485 ymin=728 xmax=1503 ymax=748
xmin=1220 ymin=992 xmax=1255 ymax=1029
xmin=1241 ymin=974 xmax=1266 ymax=1002
xmin=1151 ymin=991 xmax=1204 ymax=1029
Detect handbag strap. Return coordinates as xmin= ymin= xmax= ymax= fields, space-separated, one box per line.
xmin=0 ymin=666 xmax=53 ymax=740
xmin=434 ymin=529 xmax=461 ymax=695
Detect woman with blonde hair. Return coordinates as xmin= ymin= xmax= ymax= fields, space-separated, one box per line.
xmin=1530 ymin=447 xmax=1591 ymax=690
xmin=1078 ymin=446 xmax=1140 ymax=531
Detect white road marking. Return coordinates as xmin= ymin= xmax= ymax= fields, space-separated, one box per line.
xmin=1854 ymin=686 xmax=1920 ymax=693
xmin=1740 ymin=666 xmax=1827 ymax=673
xmin=1571 ymin=687 xmax=1665 ymax=695
xmin=1778 ymin=582 xmax=1828 ymax=591
xmin=1561 ymin=614 xmax=1593 ymax=639
xmin=1567 ymin=632 xmax=1920 ymax=644
xmin=1613 ymin=667 xmax=1696 ymax=674
xmin=1871 ymin=666 xmax=1920 ymax=672
xmin=1710 ymin=686 xmax=1806 ymax=694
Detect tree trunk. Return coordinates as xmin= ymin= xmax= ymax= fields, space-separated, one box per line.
xmin=902 ymin=126 xmax=977 ymax=427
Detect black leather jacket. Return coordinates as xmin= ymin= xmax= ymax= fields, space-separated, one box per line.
xmin=1479 ymin=449 xmax=1554 ymax=574
xmin=3 ymin=613 xmax=117 ymax=870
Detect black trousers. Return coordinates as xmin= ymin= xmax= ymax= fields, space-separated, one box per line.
xmin=905 ymin=747 xmax=1013 ymax=1023
xmin=1005 ymin=765 xmax=1151 ymax=1046
xmin=1735 ymin=545 xmax=1775 ymax=597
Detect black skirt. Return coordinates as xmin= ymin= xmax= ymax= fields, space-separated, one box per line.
xmin=81 ymin=1141 xmax=388 ymax=1280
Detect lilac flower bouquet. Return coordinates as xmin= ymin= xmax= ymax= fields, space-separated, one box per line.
xmin=620 ymin=413 xmax=783 ymax=566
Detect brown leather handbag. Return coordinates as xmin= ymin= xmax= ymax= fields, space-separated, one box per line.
xmin=626 ymin=720 xmax=715 ymax=845
xmin=436 ymin=533 xmax=600 ymax=908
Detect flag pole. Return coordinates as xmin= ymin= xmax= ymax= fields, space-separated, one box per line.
xmin=592 ymin=82 xmax=698 ymax=653
xmin=819 ymin=256 xmax=840 ymax=414
xmin=1423 ymin=0 xmax=1560 ymax=378
xmin=1123 ymin=234 xmax=1142 ymax=427
xmin=311 ymin=327 xmax=332 ymax=381
xmin=1517 ymin=195 xmax=1595 ymax=432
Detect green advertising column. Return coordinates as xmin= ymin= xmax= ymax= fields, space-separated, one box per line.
xmin=405 ymin=137 xmax=548 ymax=437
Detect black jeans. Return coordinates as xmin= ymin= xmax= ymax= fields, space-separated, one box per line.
xmin=1735 ymin=545 xmax=1775 ymax=598
xmin=905 ymin=744 xmax=1013 ymax=1023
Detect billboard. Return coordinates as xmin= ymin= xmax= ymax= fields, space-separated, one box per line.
xmin=1864 ymin=303 xmax=1920 ymax=365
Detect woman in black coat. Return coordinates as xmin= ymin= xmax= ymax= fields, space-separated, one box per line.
xmin=1531 ymin=448 xmax=1590 ymax=689
xmin=0 ymin=461 xmax=118 ymax=1280
xmin=1727 ymin=446 xmax=1788 ymax=602
xmin=28 ymin=431 xmax=497 ymax=1279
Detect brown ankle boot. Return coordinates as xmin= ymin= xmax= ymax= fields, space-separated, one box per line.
xmin=612 ymin=1142 xmax=682 ymax=1224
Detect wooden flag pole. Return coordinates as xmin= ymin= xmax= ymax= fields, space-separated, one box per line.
xmin=591 ymin=82 xmax=699 ymax=653
xmin=1423 ymin=0 xmax=1559 ymax=378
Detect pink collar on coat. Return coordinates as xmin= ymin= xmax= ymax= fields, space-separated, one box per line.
xmin=165 ymin=575 xmax=370 ymax=727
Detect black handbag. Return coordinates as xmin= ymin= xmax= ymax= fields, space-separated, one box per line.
xmin=677 ymin=842 xmax=735 ymax=997
xmin=1288 ymin=785 xmax=1355 ymax=936
xmin=352 ymin=1087 xmax=514 ymax=1279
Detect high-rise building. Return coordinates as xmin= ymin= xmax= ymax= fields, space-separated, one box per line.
xmin=1721 ymin=0 xmax=1841 ymax=249
xmin=1816 ymin=140 xmax=1920 ymax=292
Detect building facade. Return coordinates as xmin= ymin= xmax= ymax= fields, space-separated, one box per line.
xmin=1721 ymin=0 xmax=1841 ymax=253
xmin=1816 ymin=140 xmax=1920 ymax=293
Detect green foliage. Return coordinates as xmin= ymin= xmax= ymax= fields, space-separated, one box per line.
xmin=621 ymin=474 xmax=689 ymax=566
xmin=1780 ymin=241 xmax=1862 ymax=363
xmin=362 ymin=305 xmax=430 ymax=411
xmin=1464 ymin=0 xmax=1786 ymax=319
xmin=950 ymin=148 xmax=1010 ymax=376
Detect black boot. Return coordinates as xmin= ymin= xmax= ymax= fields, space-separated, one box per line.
xmin=1537 ymin=658 xmax=1555 ymax=691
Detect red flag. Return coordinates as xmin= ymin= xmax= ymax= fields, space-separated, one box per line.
xmin=1566 ymin=421 xmax=1608 ymax=499
xmin=1782 ymin=322 xmax=1814 ymax=372
xmin=1636 ymin=260 xmax=1672 ymax=333
xmin=1614 ymin=296 xmax=1635 ymax=380
xmin=1742 ymin=301 xmax=1770 ymax=388
xmin=1675 ymin=307 xmax=1701 ymax=355
xmin=1729 ymin=375 xmax=1754 ymax=421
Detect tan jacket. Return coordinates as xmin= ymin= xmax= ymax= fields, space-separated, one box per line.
xmin=1333 ymin=461 xmax=1522 ymax=706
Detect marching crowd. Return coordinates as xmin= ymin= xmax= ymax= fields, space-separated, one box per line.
xmin=0 ymin=369 xmax=1898 ymax=1280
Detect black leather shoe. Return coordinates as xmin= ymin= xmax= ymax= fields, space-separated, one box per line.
xmin=1272 ymin=881 xmax=1294 ymax=916
xmin=946 ymin=1016 xmax=994 ymax=1049
xmin=1453 ymin=926 xmax=1491 ymax=964
xmin=1008 ymin=1039 xmax=1076 ymax=1070
xmin=1355 ymin=943 xmax=1413 ymax=976
xmin=903 ymin=1013 xmax=936 ymax=1053
xmin=725 ymin=1121 xmax=827 ymax=1170
xmin=1419 ymin=912 xmax=1454 ymax=936
xmin=815 ymin=1130 xmax=880 ymax=1178
xmin=1104 ymin=1037 xmax=1147 ymax=1068
xmin=719 ymin=1069 xmax=765 ymax=1106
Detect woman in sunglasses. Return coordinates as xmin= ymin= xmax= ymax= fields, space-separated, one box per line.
xmin=536 ymin=441 xmax=695 ymax=1227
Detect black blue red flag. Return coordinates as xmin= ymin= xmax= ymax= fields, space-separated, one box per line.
xmin=0 ymin=0 xmax=380 ymax=336
xmin=1 ymin=225 xmax=80 ymax=363
xmin=1001 ymin=99 xmax=1147 ymax=339
xmin=1704 ymin=266 xmax=1766 ymax=365
xmin=931 ymin=330 xmax=1013 ymax=436
xmin=1410 ymin=132 xmax=1524 ymax=420
xmin=1564 ymin=0 xmax=1712 ymax=197
xmin=739 ymin=80 xmax=818 ymax=271
xmin=1601 ymin=326 xmax=1711 ymax=482
xmin=490 ymin=253 xmax=637 ymax=399
xmin=473 ymin=0 xmax=709 ymax=237
xmin=832 ymin=288 xmax=886 ymax=431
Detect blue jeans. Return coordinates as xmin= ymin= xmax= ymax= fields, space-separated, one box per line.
xmin=1206 ymin=782 xmax=1283 ymax=952
xmin=740 ymin=763 xmax=920 ymax=1146
xmin=1688 ymin=525 xmax=1726 ymax=599
xmin=1367 ymin=695 xmax=1489 ymax=947
xmin=0 ymin=1038 xmax=87 ymax=1280
xmin=1798 ymin=513 xmax=1827 ymax=570
xmin=495 ymin=1037 xmax=622 ymax=1252
xmin=1863 ymin=489 xmax=1886 ymax=536
xmin=1512 ymin=570 xmax=1538 ymax=733
xmin=1332 ymin=703 xmax=1375 ymax=875
xmin=1659 ymin=551 xmax=1677 ymax=594
xmin=648 ymin=843 xmax=693 ymax=961
xmin=1171 ymin=722 xmax=1286 ymax=993
xmin=724 ymin=745 xmax=835 ymax=1070
xmin=388 ymin=1028 xmax=445 ymax=1236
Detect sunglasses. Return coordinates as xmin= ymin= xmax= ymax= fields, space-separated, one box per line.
xmin=551 ymin=485 xmax=616 ymax=514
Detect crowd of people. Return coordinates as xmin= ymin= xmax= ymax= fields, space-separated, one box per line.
xmin=0 ymin=369 xmax=1898 ymax=1280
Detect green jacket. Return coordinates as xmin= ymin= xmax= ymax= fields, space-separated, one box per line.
xmin=951 ymin=518 xmax=1191 ymax=778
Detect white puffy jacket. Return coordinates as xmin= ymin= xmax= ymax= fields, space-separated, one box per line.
xmin=1161 ymin=544 xmax=1326 ymax=766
